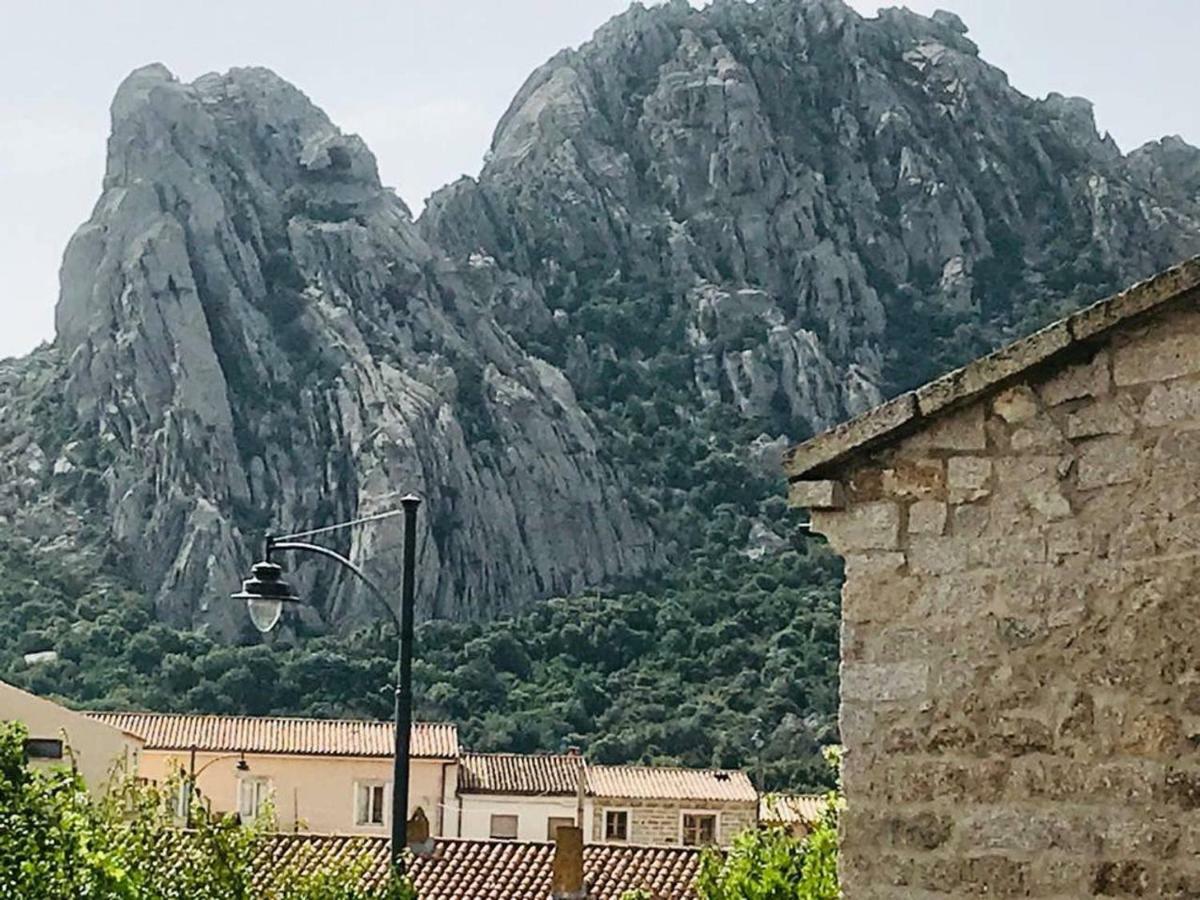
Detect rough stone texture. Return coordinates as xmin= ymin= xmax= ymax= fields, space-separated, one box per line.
xmin=784 ymin=395 xmax=918 ymax=477
xmin=915 ymin=319 xmax=1073 ymax=417
xmin=0 ymin=64 xmax=659 ymax=632
xmin=589 ymin=797 xmax=757 ymax=848
xmin=427 ymin=0 xmax=1200 ymax=470
xmin=801 ymin=302 xmax=1200 ymax=897
xmin=787 ymin=479 xmax=845 ymax=510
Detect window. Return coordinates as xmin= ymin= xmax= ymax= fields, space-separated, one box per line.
xmin=237 ymin=777 xmax=271 ymax=821
xmin=355 ymin=781 xmax=388 ymax=827
xmin=682 ymin=813 xmax=718 ymax=847
xmin=547 ymin=817 xmax=575 ymax=840
xmin=490 ymin=814 xmax=519 ymax=840
xmin=23 ymin=738 xmax=63 ymax=760
xmin=604 ymin=809 xmax=629 ymax=841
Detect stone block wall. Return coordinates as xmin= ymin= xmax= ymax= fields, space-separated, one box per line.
xmin=809 ymin=305 xmax=1200 ymax=897
xmin=589 ymin=797 xmax=757 ymax=846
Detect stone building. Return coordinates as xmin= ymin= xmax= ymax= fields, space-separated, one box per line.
xmin=786 ymin=258 xmax=1200 ymax=897
xmin=759 ymin=792 xmax=826 ymax=838
xmin=587 ymin=764 xmax=758 ymax=847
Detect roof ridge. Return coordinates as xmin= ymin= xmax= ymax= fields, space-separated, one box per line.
xmin=589 ymin=762 xmax=746 ymax=773
xmin=87 ymin=710 xmax=451 ymax=727
xmin=461 ymin=750 xmax=582 ymax=759
xmin=86 ymin=712 xmax=458 ymax=758
xmin=266 ymin=833 xmax=705 ymax=852
xmin=763 ymin=792 xmax=830 ymax=801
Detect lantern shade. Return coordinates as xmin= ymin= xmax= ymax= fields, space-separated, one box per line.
xmin=232 ymin=561 xmax=300 ymax=633
xmin=246 ymin=597 xmax=283 ymax=632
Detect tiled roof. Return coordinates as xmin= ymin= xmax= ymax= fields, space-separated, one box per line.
xmin=85 ymin=712 xmax=458 ymax=759
xmin=586 ymin=765 xmax=757 ymax=803
xmin=253 ymin=834 xmax=702 ymax=900
xmin=786 ymin=255 xmax=1200 ymax=481
xmin=459 ymin=752 xmax=584 ymax=795
xmin=458 ymin=754 xmax=758 ymax=804
xmin=760 ymin=793 xmax=826 ymax=825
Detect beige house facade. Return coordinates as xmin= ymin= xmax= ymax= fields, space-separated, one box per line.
xmin=455 ymin=752 xmax=758 ymax=848
xmin=0 ymin=679 xmax=143 ymax=792
xmin=3 ymin=692 xmax=764 ymax=852
xmin=787 ymin=258 xmax=1200 ymax=897
xmin=88 ymin=712 xmax=459 ymax=836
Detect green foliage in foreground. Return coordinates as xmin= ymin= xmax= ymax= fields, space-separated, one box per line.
xmin=694 ymin=746 xmax=841 ymax=900
xmin=694 ymin=809 xmax=840 ymax=900
xmin=0 ymin=721 xmax=414 ymax=899
xmin=0 ymin=515 xmax=842 ymax=793
xmin=619 ymin=784 xmax=840 ymax=900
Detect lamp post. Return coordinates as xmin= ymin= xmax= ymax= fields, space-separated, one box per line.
xmin=231 ymin=495 xmax=421 ymax=874
xmin=180 ymin=746 xmax=249 ymax=821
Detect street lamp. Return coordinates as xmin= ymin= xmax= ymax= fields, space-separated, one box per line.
xmin=179 ymin=748 xmax=250 ymax=821
xmin=231 ymin=561 xmax=299 ymax=632
xmin=230 ymin=496 xmax=421 ymax=874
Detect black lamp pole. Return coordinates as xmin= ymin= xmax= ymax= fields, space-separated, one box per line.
xmin=231 ymin=495 xmax=422 ymax=875
xmin=392 ymin=495 xmax=419 ymax=867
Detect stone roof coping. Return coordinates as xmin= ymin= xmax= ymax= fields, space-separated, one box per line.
xmin=785 ymin=255 xmax=1200 ymax=483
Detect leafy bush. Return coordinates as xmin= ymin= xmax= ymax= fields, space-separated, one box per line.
xmin=697 ymin=746 xmax=840 ymax=899
xmin=695 ymin=801 xmax=840 ymax=899
xmin=0 ymin=721 xmax=414 ymax=899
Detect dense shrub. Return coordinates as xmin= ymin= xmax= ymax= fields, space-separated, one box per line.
xmin=0 ymin=721 xmax=414 ymax=899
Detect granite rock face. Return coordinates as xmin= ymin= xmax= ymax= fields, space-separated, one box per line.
xmin=422 ymin=0 xmax=1200 ymax=421
xmin=8 ymin=64 xmax=656 ymax=631
xmin=5 ymin=0 xmax=1200 ymax=633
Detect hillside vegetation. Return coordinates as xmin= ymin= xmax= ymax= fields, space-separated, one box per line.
xmin=0 ymin=510 xmax=840 ymax=791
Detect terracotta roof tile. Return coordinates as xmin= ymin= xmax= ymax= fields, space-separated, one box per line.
xmin=85 ymin=712 xmax=458 ymax=759
xmin=252 ymin=835 xmax=702 ymax=900
xmin=760 ymin=793 xmax=826 ymax=825
xmin=459 ymin=754 xmax=758 ymax=804
xmin=586 ymin=765 xmax=757 ymax=803
xmin=459 ymin=752 xmax=584 ymax=795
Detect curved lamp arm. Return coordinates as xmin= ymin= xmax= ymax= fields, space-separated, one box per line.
xmin=268 ymin=540 xmax=400 ymax=632
xmin=192 ymin=751 xmax=247 ymax=779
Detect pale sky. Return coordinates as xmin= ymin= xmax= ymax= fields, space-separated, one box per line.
xmin=2 ymin=0 xmax=1198 ymax=360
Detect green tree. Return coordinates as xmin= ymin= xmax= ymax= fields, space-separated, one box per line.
xmin=694 ymin=810 xmax=839 ymax=900
xmin=0 ymin=721 xmax=415 ymax=899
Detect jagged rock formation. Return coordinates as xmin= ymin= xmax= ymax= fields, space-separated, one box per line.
xmin=4 ymin=0 xmax=1200 ymax=634
xmin=422 ymin=0 xmax=1200 ymax=413
xmin=3 ymin=64 xmax=656 ymax=632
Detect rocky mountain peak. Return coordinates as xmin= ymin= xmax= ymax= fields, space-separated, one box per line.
xmin=16 ymin=61 xmax=659 ymax=634
xmin=5 ymin=0 xmax=1200 ymax=639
